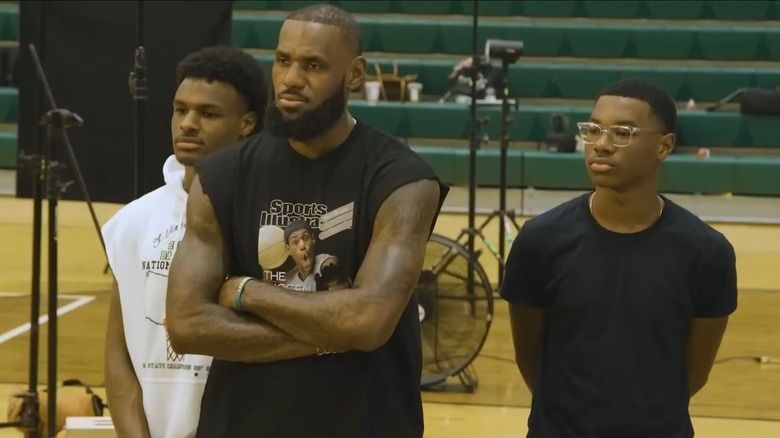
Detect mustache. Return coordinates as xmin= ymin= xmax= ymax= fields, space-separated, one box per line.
xmin=278 ymin=89 xmax=309 ymax=102
xmin=175 ymin=136 xmax=204 ymax=144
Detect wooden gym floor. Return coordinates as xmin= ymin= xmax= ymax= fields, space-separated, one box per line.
xmin=0 ymin=195 xmax=779 ymax=437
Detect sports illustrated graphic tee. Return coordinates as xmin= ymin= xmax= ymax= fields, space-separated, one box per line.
xmin=194 ymin=120 xmax=449 ymax=438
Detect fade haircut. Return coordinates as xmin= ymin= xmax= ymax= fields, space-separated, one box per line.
xmin=176 ymin=46 xmax=269 ymax=135
xmin=598 ymin=78 xmax=677 ymax=134
xmin=285 ymin=4 xmax=363 ymax=56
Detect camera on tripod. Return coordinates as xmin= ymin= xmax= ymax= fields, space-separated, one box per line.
xmin=456 ymin=37 xmax=525 ymax=287
xmin=485 ymin=39 xmax=524 ymax=65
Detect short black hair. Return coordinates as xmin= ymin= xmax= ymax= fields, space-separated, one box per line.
xmin=176 ymin=46 xmax=269 ymax=135
xmin=285 ymin=4 xmax=362 ymax=56
xmin=285 ymin=218 xmax=315 ymax=244
xmin=598 ymin=78 xmax=677 ymax=134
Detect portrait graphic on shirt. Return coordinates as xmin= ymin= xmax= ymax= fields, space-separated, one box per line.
xmin=257 ymin=199 xmax=354 ymax=292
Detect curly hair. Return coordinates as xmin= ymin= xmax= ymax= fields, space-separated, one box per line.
xmin=176 ymin=46 xmax=269 ymax=134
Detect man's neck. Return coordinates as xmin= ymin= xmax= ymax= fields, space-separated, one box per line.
xmin=183 ymin=166 xmax=195 ymax=193
xmin=590 ymin=183 xmax=664 ymax=234
xmin=289 ymin=113 xmax=354 ymax=160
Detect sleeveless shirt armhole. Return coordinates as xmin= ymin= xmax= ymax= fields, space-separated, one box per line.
xmin=100 ymin=211 xmax=125 ymax=276
xmin=194 ymin=142 xmax=243 ymax=242
xmin=367 ymin=146 xmax=449 ymax=234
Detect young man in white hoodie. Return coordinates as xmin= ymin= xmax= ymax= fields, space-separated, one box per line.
xmin=101 ymin=46 xmax=268 ymax=438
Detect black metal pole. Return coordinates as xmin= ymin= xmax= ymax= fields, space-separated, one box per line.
xmin=45 ymin=119 xmax=58 ymax=438
xmin=133 ymin=1 xmax=147 ymax=198
xmin=467 ymin=0 xmax=478 ymax=300
xmin=23 ymin=86 xmax=44 ymax=438
xmin=26 ymin=158 xmax=42 ymax=434
xmin=497 ymin=59 xmax=510 ymax=286
xmin=25 ymin=45 xmax=84 ymax=438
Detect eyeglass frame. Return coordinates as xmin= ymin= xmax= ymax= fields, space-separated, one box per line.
xmin=576 ymin=121 xmax=664 ymax=148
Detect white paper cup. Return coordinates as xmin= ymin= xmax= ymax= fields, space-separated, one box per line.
xmin=364 ymin=81 xmax=380 ymax=104
xmin=407 ymin=82 xmax=423 ymax=102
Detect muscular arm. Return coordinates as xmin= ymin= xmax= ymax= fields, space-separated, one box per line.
xmin=685 ymin=316 xmax=729 ymax=397
xmin=235 ymin=179 xmax=441 ymax=352
xmin=508 ymin=303 xmax=546 ymax=394
xmin=165 ymin=175 xmax=318 ymax=363
xmin=104 ymin=278 xmax=152 ymax=438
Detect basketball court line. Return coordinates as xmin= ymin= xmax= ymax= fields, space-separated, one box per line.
xmin=0 ymin=291 xmax=96 ymax=345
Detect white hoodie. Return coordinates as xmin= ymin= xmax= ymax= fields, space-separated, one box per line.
xmin=102 ymin=155 xmax=212 ymax=438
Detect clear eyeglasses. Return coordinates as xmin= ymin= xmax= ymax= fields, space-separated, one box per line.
xmin=576 ymin=121 xmax=655 ymax=148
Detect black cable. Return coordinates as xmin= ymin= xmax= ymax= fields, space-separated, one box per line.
xmin=476 ymin=354 xmax=780 ymax=365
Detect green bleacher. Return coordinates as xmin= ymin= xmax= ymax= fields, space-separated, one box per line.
xmin=234 ymin=1 xmax=780 ymax=21
xmin=252 ymin=54 xmax=780 ymax=103
xmin=233 ymin=13 xmax=780 ymax=61
xmin=346 ymin=101 xmax=779 ymax=149
xmin=1 ymin=1 xmax=780 ymax=197
xmin=414 ymin=147 xmax=780 ymax=197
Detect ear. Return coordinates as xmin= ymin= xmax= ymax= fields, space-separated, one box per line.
xmin=658 ymin=132 xmax=675 ymax=160
xmin=240 ymin=111 xmax=257 ymax=137
xmin=347 ymin=56 xmax=367 ymax=91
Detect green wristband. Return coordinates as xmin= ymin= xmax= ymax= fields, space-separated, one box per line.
xmin=235 ymin=277 xmax=254 ymax=311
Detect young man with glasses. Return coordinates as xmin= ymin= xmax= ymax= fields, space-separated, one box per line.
xmin=501 ymin=78 xmax=737 ymax=438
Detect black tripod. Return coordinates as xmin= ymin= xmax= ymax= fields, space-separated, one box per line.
xmin=0 ymin=44 xmax=99 ymax=438
xmin=455 ymin=37 xmax=525 ymax=290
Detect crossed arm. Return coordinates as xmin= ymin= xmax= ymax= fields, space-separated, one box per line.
xmin=165 ymin=176 xmax=322 ymax=363
xmin=166 ymin=175 xmax=441 ymax=360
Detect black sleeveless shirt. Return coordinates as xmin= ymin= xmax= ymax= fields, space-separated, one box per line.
xmin=193 ymin=120 xmax=448 ymax=438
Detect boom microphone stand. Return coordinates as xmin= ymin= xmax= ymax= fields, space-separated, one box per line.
xmin=0 ymin=43 xmax=97 ymax=438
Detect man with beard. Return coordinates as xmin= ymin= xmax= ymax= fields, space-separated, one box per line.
xmin=164 ymin=4 xmax=449 ymax=438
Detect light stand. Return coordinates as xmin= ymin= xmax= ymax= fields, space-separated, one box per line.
xmin=453 ymin=39 xmax=524 ymax=289
xmin=0 ymin=44 xmax=95 ymax=438
xmin=488 ymin=39 xmax=524 ymax=285
xmin=420 ymin=0 xmax=486 ymax=395
xmin=465 ymin=0 xmax=482 ymax=321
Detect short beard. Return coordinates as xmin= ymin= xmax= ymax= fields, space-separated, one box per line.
xmin=265 ymin=83 xmax=346 ymax=141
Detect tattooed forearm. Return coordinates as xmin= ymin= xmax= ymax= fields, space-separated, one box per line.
xmin=171 ymin=302 xmax=317 ymax=363
xmin=237 ymin=179 xmax=441 ymax=352
xmin=166 ymin=175 xmax=318 ymax=363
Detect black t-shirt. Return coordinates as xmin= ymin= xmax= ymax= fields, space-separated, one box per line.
xmin=193 ymin=120 xmax=449 ymax=438
xmin=500 ymin=193 xmax=737 ymax=438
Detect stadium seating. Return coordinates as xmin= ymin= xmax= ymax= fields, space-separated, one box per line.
xmin=342 ymin=101 xmax=779 ymax=149
xmin=411 ymin=147 xmax=780 ymax=196
xmin=1 ymin=1 xmax=780 ymax=197
xmin=252 ymin=54 xmax=780 ymax=103
xmin=234 ymin=1 xmax=780 ymax=21
xmin=233 ymin=13 xmax=780 ymax=62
